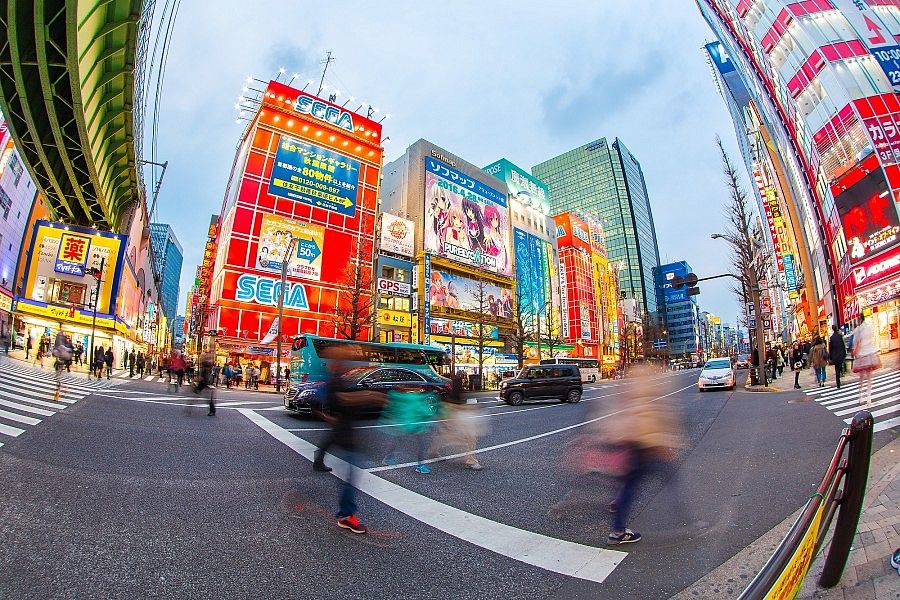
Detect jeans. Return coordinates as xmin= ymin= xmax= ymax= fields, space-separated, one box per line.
xmin=336 ymin=451 xmax=358 ymax=519
xmin=613 ymin=446 xmax=645 ymax=532
xmin=815 ymin=367 xmax=826 ymax=383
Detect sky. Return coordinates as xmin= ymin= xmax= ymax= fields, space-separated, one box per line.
xmin=150 ymin=0 xmax=750 ymax=329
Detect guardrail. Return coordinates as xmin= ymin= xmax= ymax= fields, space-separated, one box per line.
xmin=738 ymin=410 xmax=873 ymax=599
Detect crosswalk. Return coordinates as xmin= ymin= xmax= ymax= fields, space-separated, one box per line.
xmin=804 ymin=370 xmax=900 ymax=433
xmin=0 ymin=358 xmax=117 ymax=447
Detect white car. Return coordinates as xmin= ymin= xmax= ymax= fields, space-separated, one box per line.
xmin=698 ymin=358 xmax=736 ymax=391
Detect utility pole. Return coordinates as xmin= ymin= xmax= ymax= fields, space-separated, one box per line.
xmin=275 ymin=236 xmax=299 ymax=393
xmin=87 ymin=257 xmax=105 ymax=379
xmin=316 ymin=51 xmax=334 ymax=97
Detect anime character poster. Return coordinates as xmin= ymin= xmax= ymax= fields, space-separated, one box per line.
xmin=427 ymin=269 xmax=512 ymax=319
xmin=424 ymin=157 xmax=511 ymax=276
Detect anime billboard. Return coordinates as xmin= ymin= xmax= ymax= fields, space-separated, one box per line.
xmin=428 ymin=269 xmax=512 ymax=319
xmin=424 ymin=157 xmax=511 ymax=276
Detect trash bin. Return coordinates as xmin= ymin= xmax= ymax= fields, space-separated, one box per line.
xmin=749 ymin=367 xmax=760 ymax=386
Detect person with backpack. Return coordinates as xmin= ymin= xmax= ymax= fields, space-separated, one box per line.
xmin=809 ymin=335 xmax=829 ymax=388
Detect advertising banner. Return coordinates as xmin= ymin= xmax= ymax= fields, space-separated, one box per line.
xmin=428 ymin=317 xmax=498 ymax=340
xmin=835 ymin=168 xmax=900 ymax=265
xmin=513 ymin=228 xmax=549 ymax=322
xmin=380 ymin=214 xmax=415 ymax=257
xmin=256 ymin=213 xmax=325 ymax=281
xmin=423 ymin=255 xmax=431 ymax=345
xmin=659 ymin=262 xmax=689 ymax=305
xmin=234 ymin=273 xmax=310 ymax=310
xmin=483 ymin=158 xmax=550 ymax=214
xmin=378 ymin=309 xmax=411 ymax=328
xmin=24 ymin=221 xmax=125 ymax=314
xmin=554 ymin=213 xmax=591 ymax=253
xmin=377 ymin=278 xmax=411 ymax=296
xmin=268 ymin=136 xmax=361 ymax=217
xmin=428 ymin=269 xmax=512 ymax=318
xmin=831 ymin=0 xmax=900 ymax=92
xmin=424 ymin=157 xmax=511 ymax=276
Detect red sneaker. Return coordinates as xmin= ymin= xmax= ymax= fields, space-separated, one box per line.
xmin=337 ymin=515 xmax=367 ymax=534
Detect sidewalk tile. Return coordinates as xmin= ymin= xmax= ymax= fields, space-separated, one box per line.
xmin=844 ymin=581 xmax=877 ymax=600
xmin=871 ymin=573 xmax=900 ymax=599
xmin=856 ymin=557 xmax=893 ymax=582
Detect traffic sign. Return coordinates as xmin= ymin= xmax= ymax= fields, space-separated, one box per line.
xmin=684 ymin=273 xmax=699 ymax=287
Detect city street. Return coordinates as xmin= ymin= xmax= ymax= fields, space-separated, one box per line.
xmin=0 ymin=359 xmax=892 ymax=599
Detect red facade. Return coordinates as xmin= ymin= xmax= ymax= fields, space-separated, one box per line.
xmin=554 ymin=213 xmax=599 ymax=357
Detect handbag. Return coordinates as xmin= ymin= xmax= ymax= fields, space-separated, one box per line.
xmin=571 ymin=441 xmax=634 ymax=477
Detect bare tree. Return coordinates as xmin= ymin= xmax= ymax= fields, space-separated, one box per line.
xmin=510 ymin=285 xmax=537 ymax=368
xmin=467 ymin=279 xmax=495 ymax=390
xmin=332 ymin=239 xmax=375 ymax=341
xmin=716 ymin=137 xmax=771 ymax=385
xmin=539 ymin=299 xmax=564 ymax=359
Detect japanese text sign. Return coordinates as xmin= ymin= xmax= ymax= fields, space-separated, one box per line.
xmin=268 ymin=136 xmax=360 ymax=217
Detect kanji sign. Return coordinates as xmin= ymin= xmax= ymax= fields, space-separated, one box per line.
xmin=54 ymin=233 xmax=92 ymax=276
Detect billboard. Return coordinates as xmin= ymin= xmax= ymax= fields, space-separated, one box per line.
xmin=428 ymin=318 xmax=499 ymax=340
xmin=835 ymin=168 xmax=900 ymax=265
xmin=659 ymin=261 xmax=689 ymax=305
xmin=831 ymin=0 xmax=900 ymax=93
xmin=379 ymin=213 xmax=415 ymax=257
xmin=428 ymin=269 xmax=512 ymax=319
xmin=255 ymin=213 xmax=325 ymax=281
xmin=424 ymin=157 xmax=511 ymax=276
xmin=54 ymin=233 xmax=92 ymax=276
xmin=554 ymin=213 xmax=591 ymax=253
xmin=268 ymin=136 xmax=361 ymax=217
xmin=513 ymin=228 xmax=552 ymax=320
xmin=483 ymin=158 xmax=550 ymax=214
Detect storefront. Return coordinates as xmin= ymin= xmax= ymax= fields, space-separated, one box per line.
xmin=855 ymin=281 xmax=900 ymax=353
xmin=375 ymin=252 xmax=415 ymax=343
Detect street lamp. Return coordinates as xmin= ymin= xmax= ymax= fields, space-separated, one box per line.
xmin=275 ymin=236 xmax=299 ymax=392
xmin=86 ymin=258 xmax=105 ymax=379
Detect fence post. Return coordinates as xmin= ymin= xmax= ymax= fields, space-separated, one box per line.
xmin=818 ymin=410 xmax=873 ymax=588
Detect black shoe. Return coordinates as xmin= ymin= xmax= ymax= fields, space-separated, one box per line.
xmin=313 ymin=462 xmax=332 ymax=472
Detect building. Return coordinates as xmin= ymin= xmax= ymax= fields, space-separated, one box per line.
xmin=149 ymin=222 xmax=184 ymax=338
xmin=172 ymin=314 xmax=185 ymax=346
xmin=483 ymin=158 xmax=566 ymax=363
xmin=655 ymin=261 xmax=701 ymax=358
xmin=533 ymin=137 xmax=662 ymax=340
xmin=208 ymin=80 xmax=384 ymax=370
xmin=381 ymin=140 xmax=518 ymax=384
xmin=698 ymin=0 xmax=900 ymax=353
xmin=553 ymin=212 xmax=601 ymax=360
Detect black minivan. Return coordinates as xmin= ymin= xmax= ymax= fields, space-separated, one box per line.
xmin=499 ymin=365 xmax=583 ymax=406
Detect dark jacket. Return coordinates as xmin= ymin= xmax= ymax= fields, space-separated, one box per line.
xmin=104 ymin=350 xmax=114 ymax=366
xmin=791 ymin=348 xmax=803 ymax=370
xmin=829 ymin=332 xmax=847 ymax=364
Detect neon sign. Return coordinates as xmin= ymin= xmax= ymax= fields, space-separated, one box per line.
xmin=235 ymin=274 xmax=309 ymax=310
xmin=293 ymin=94 xmax=354 ymax=133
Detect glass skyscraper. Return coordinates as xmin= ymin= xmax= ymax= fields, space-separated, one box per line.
xmin=533 ymin=137 xmax=662 ymax=324
xmin=149 ymin=223 xmax=183 ymax=333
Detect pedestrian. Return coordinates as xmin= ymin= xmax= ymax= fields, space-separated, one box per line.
xmin=312 ymin=347 xmax=385 ymax=534
xmin=381 ymin=385 xmax=437 ymax=473
xmin=104 ymin=347 xmax=114 ymax=379
xmin=25 ymin=334 xmax=32 ymax=360
xmin=775 ymin=345 xmax=785 ymax=378
xmin=810 ymin=335 xmax=828 ymax=387
xmin=829 ymin=325 xmax=847 ymax=390
xmin=93 ymin=346 xmax=104 ymax=378
xmin=51 ymin=331 xmax=73 ymax=401
xmin=429 ymin=371 xmax=484 ymax=470
xmin=170 ymin=350 xmax=186 ymax=388
xmin=128 ymin=349 xmax=136 ymax=377
xmin=73 ymin=341 xmax=83 ymax=366
xmin=791 ymin=341 xmax=803 ymax=389
xmin=193 ymin=348 xmax=217 ymax=416
xmin=851 ymin=314 xmax=880 ymax=407
xmin=222 ymin=363 xmax=233 ymax=388
xmin=136 ymin=351 xmax=145 ymax=378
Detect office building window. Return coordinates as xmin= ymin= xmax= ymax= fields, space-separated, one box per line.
xmin=8 ymin=153 xmax=23 ymax=186
xmin=0 ymin=188 xmax=10 ymax=219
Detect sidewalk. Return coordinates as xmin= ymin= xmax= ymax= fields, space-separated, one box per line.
xmin=673 ymin=436 xmax=900 ymax=599
xmin=745 ymin=349 xmax=900 ymax=393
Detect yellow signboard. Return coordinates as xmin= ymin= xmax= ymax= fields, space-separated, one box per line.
xmin=764 ymin=503 xmax=824 ymax=600
xmin=256 ymin=213 xmax=325 ymax=281
xmin=0 ymin=290 xmax=11 ymax=313
xmin=17 ymin=301 xmax=117 ymax=330
xmin=379 ymin=309 xmax=411 ymax=328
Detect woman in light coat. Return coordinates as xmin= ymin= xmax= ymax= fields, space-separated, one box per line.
xmin=851 ymin=315 xmax=880 ymax=407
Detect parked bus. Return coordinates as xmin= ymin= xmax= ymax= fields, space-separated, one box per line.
xmin=288 ymin=334 xmax=449 ymax=383
xmin=539 ymin=357 xmax=600 ymax=383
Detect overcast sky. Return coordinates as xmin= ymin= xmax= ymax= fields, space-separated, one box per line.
xmin=151 ymin=0 xmax=749 ymax=329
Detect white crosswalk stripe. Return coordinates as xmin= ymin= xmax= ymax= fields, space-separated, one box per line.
xmin=805 ymin=370 xmax=900 ymax=433
xmin=0 ymin=356 xmax=116 ymax=444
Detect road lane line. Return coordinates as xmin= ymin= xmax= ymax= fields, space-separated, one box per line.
xmin=0 ymin=422 xmax=25 ymax=437
xmin=0 ymin=399 xmax=55 ymax=416
xmin=239 ymin=408 xmax=629 ymax=584
xmin=367 ymin=383 xmax=697 ymax=472
xmin=0 ymin=408 xmax=41 ymax=425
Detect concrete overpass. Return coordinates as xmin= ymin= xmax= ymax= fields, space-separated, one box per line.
xmin=0 ymin=0 xmax=144 ymax=232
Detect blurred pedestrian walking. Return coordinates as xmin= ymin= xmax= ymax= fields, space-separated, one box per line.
xmin=193 ymin=348 xmax=217 ymax=416
xmin=429 ymin=371 xmax=484 ymax=470
xmin=791 ymin=342 xmax=803 ymax=389
xmin=851 ymin=314 xmax=880 ymax=407
xmin=381 ymin=385 xmax=436 ymax=473
xmin=104 ymin=347 xmax=114 ymax=380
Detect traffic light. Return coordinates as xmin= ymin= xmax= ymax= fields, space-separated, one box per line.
xmin=671 ymin=272 xmax=700 ymax=297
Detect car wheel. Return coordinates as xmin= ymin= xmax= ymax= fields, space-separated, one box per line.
xmin=566 ymin=389 xmax=581 ymax=403
xmin=508 ymin=391 xmax=524 ymax=406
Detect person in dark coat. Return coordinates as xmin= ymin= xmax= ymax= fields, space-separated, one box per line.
xmin=104 ymin=348 xmax=114 ymax=380
xmin=829 ymin=325 xmax=848 ymax=389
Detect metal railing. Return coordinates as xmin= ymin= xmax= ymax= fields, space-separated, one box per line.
xmin=739 ymin=411 xmax=873 ymax=598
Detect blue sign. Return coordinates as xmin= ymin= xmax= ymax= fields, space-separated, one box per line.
xmin=871 ymin=45 xmax=900 ymax=92
xmin=268 ymin=136 xmax=360 ymax=217
xmin=659 ymin=261 xmax=690 ymax=305
xmin=783 ymin=253 xmax=798 ymax=291
xmin=706 ymin=41 xmax=736 ymax=75
xmin=513 ymin=228 xmax=549 ymax=320
xmin=296 ymin=238 xmax=321 ymax=263
xmin=235 ymin=274 xmax=309 ymax=310
xmin=423 ymin=254 xmax=432 ymax=345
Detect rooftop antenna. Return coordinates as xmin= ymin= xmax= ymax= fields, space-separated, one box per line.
xmin=317 ymin=51 xmax=334 ymax=97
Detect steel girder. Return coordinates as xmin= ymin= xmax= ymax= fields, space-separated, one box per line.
xmin=0 ymin=0 xmax=142 ymax=232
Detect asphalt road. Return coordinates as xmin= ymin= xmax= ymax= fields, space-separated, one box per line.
xmin=0 ymin=365 xmax=891 ymax=599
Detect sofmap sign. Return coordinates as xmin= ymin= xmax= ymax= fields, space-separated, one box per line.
xmin=268 ymin=136 xmax=361 ymax=217
xmin=235 ymin=273 xmax=309 ymax=310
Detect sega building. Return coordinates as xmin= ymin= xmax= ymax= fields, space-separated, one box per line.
xmin=699 ymin=0 xmax=900 ymax=352
xmin=208 ymin=81 xmax=384 ymax=360
xmin=381 ymin=140 xmax=518 ymax=384
xmin=554 ymin=212 xmax=600 ymax=359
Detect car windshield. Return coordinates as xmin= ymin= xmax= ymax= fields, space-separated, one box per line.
xmin=705 ymin=359 xmax=732 ymax=370
xmin=341 ymin=367 xmax=377 ymax=383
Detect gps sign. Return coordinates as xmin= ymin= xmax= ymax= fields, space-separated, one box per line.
xmin=377 ymin=278 xmax=411 ymax=296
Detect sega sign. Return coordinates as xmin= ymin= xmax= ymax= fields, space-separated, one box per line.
xmin=235 ymin=274 xmax=310 ymax=310
xmin=377 ymin=278 xmax=411 ymax=296
xmin=293 ymin=94 xmax=354 ymax=133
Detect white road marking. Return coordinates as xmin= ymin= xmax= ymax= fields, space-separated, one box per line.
xmin=144 ymin=375 xmax=155 ymax=381
xmin=0 ymin=408 xmax=41 ymax=425
xmin=0 ymin=399 xmax=55 ymax=417
xmin=0 ymin=422 xmax=25 ymax=437
xmin=240 ymin=408 xmax=629 ymax=584
xmin=369 ymin=382 xmax=698 ymax=472
xmin=805 ymin=371 xmax=900 ymax=395
xmin=874 ymin=416 xmax=900 ymax=433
